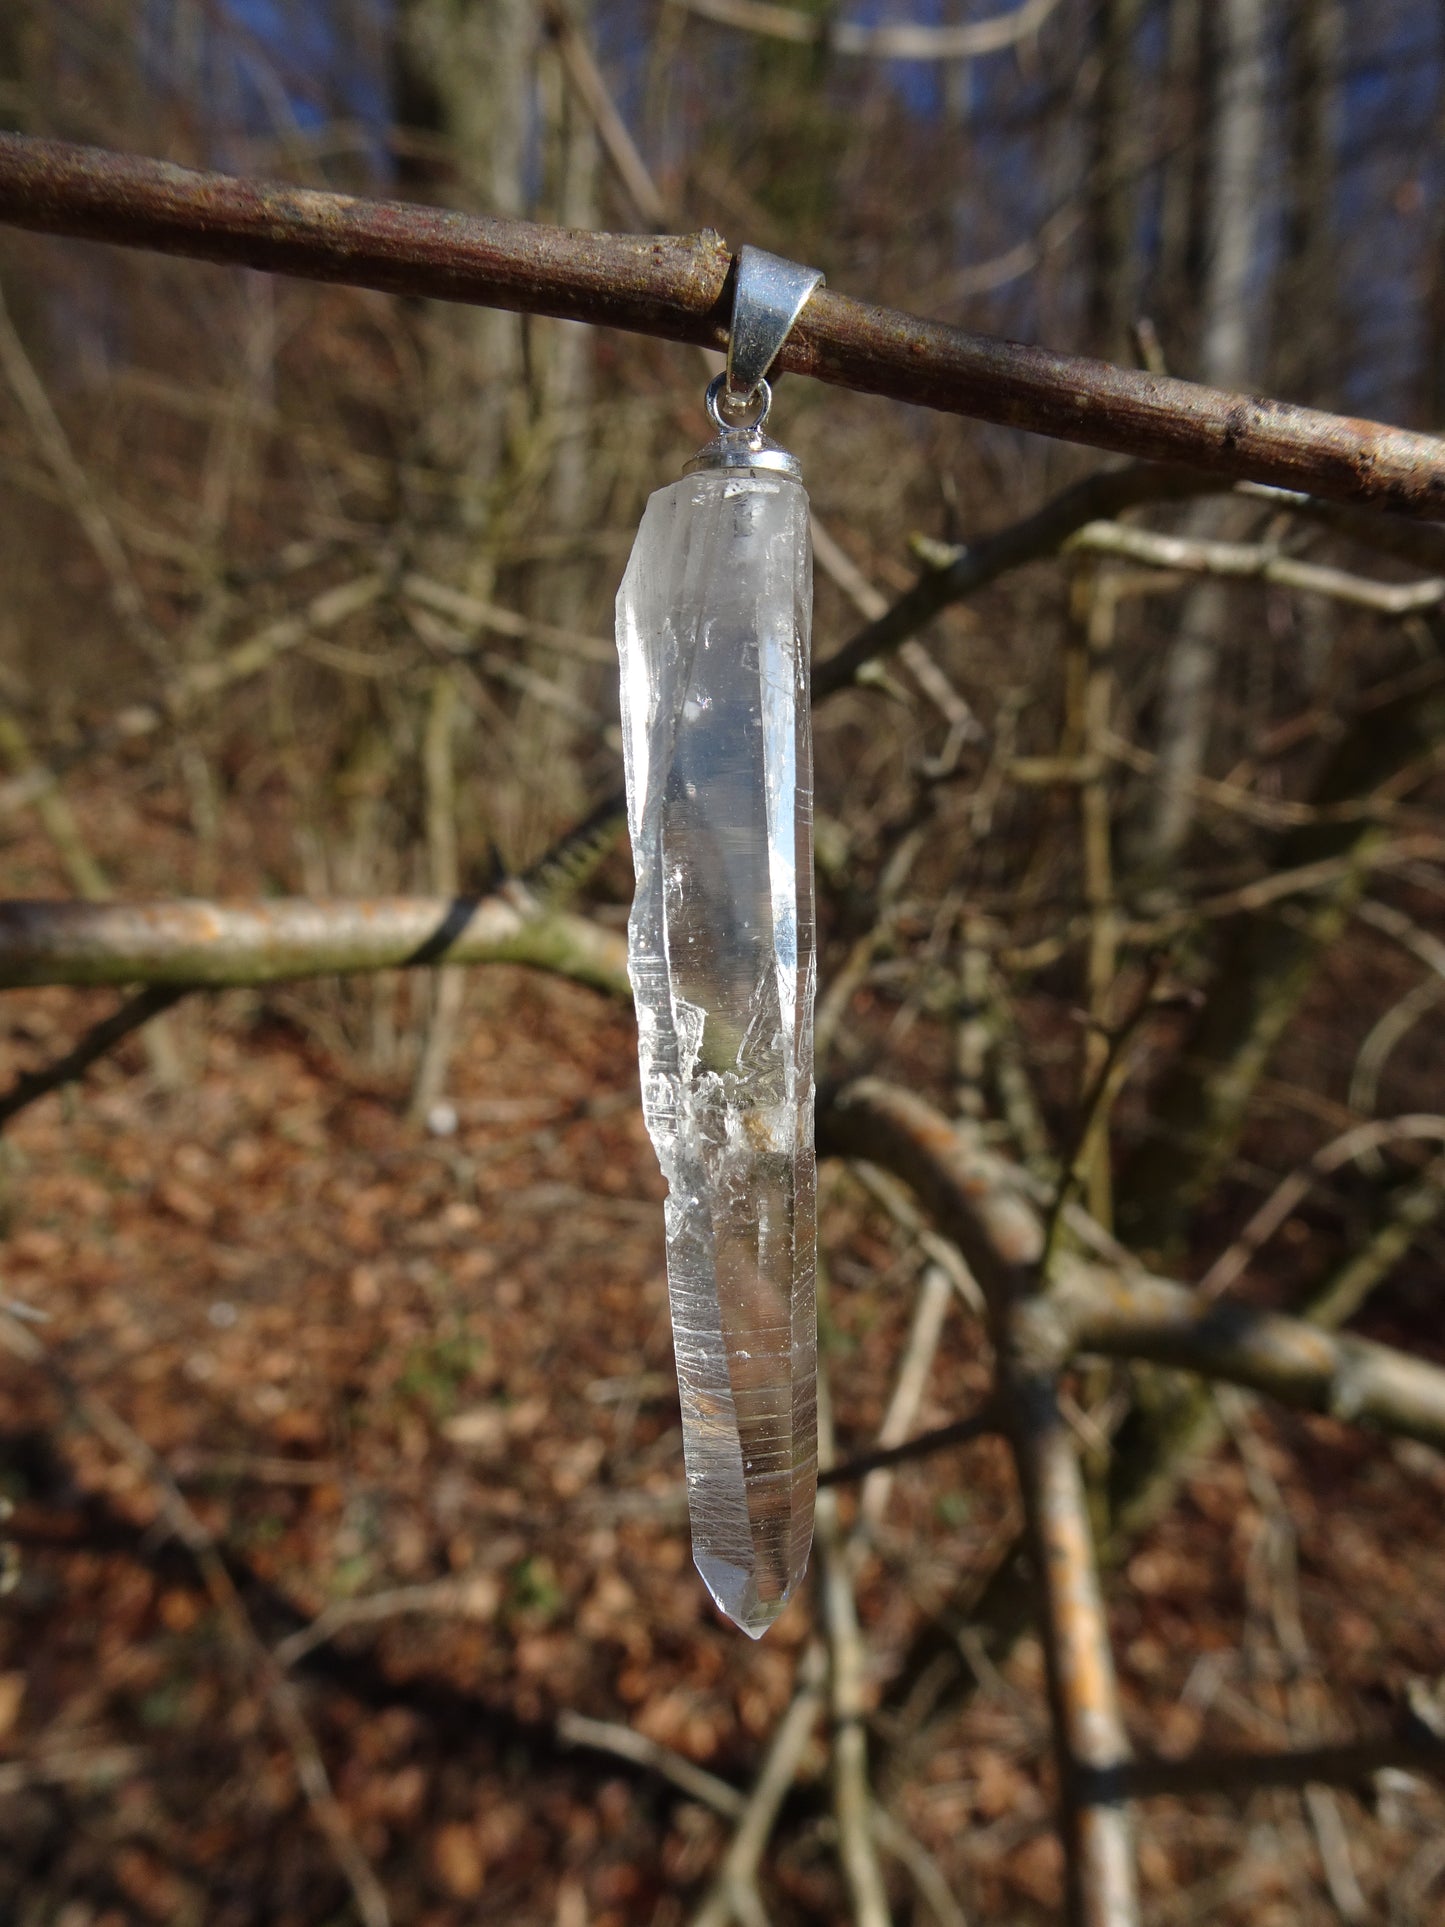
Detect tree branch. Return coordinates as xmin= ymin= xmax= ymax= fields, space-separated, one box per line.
xmin=2 ymin=135 xmax=1443 ymax=512
xmin=1066 ymin=519 xmax=1445 ymax=614
xmin=1056 ymin=1266 xmax=1445 ymax=1453
xmin=667 ymin=0 xmax=1065 ymax=62
xmin=821 ymin=1080 xmax=1445 ymax=1453
xmin=816 ymin=466 xmax=1228 ymax=696
xmin=557 ymin=1711 xmax=747 ymax=1820
xmin=1111 ymin=1721 xmax=1445 ymax=1801
xmin=690 ymin=1644 xmax=828 ymax=1927
xmin=0 ymin=573 xmax=388 ymax=824
xmin=0 ymin=893 xmax=630 ymax=998
xmin=0 ymin=984 xmax=189 ymax=1128
xmin=1008 ymin=1365 xmax=1139 ymax=1927
xmin=819 ymin=1408 xmax=1001 ymax=1488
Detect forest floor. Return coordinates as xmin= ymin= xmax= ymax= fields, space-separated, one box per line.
xmin=2 ymin=788 xmax=1445 ymax=1927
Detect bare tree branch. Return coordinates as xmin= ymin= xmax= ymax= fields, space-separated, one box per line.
xmin=816 ymin=466 xmax=1230 ymax=697
xmin=557 ymin=1711 xmax=747 ymax=1819
xmin=690 ymin=1644 xmax=828 ymax=1927
xmin=817 ymin=1377 xmax=894 ymax=1927
xmin=819 ymin=1408 xmax=1001 ymax=1488
xmin=667 ymin=0 xmax=1065 ymax=62
xmin=0 ymin=984 xmax=189 ymax=1129
xmin=0 ymin=893 xmax=630 ymax=997
xmin=1056 ymin=1266 xmax=1445 ymax=1452
xmin=1066 ymin=519 xmax=1445 ymax=613
xmin=1196 ymin=1115 xmax=1445 ymax=1298
xmin=2 ymin=135 xmax=1443 ymax=512
xmin=0 ymin=574 xmax=388 ymax=824
xmin=821 ymin=1081 xmax=1445 ymax=1451
xmin=274 ymin=1575 xmax=504 ymax=1671
xmin=1112 ymin=1723 xmax=1445 ymax=1801
xmin=1008 ymin=1366 xmax=1140 ymax=1927
xmin=544 ymin=0 xmax=670 ymax=226
xmin=0 ymin=275 xmax=166 ymax=663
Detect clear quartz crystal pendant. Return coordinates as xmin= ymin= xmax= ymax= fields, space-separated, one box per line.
xmin=617 ymin=371 xmax=818 ymax=1637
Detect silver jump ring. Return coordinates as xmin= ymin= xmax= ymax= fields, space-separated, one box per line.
xmin=706 ymin=372 xmax=771 ymax=433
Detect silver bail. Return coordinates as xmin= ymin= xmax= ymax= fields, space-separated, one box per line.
xmin=686 ymin=247 xmax=824 ymax=477
xmin=725 ymin=246 xmax=824 ymax=404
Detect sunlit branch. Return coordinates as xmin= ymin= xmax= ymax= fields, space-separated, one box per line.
xmin=2 ymin=135 xmax=1443 ymax=512
xmin=1058 ymin=1265 xmax=1445 ymax=1451
xmin=0 ymin=575 xmax=388 ymax=824
xmin=667 ymin=0 xmax=1066 ymax=62
xmin=1009 ymin=1367 xmax=1140 ymax=1927
xmin=820 ymin=1080 xmax=1445 ymax=1453
xmin=0 ymin=894 xmax=630 ymax=998
xmin=1066 ymin=518 xmax=1445 ymax=613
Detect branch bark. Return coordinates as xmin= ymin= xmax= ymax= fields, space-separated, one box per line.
xmin=666 ymin=0 xmax=1065 ymax=61
xmin=1114 ymin=1724 xmax=1445 ymax=1802
xmin=1009 ymin=1366 xmax=1139 ymax=1927
xmin=2 ymin=135 xmax=1444 ymax=512
xmin=1056 ymin=1267 xmax=1445 ymax=1454
xmin=0 ymin=984 xmax=188 ymax=1128
xmin=822 ymin=1079 xmax=1445 ymax=1455
xmin=0 ymin=894 xmax=630 ymax=997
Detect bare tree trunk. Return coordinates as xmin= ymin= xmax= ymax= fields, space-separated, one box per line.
xmin=1086 ymin=0 xmax=1145 ymax=363
xmin=1155 ymin=0 xmax=1205 ymax=353
xmin=1274 ymin=0 xmax=1342 ymax=403
xmin=1421 ymin=20 xmax=1445 ymax=429
xmin=511 ymin=20 xmax=600 ymax=839
xmin=409 ymin=668 xmax=465 ymax=1125
xmin=393 ymin=0 xmax=540 ymax=1093
xmin=398 ymin=0 xmax=537 ymax=545
xmin=1141 ymin=0 xmax=1270 ymax=869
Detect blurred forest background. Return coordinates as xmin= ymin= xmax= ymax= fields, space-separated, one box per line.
xmin=3 ymin=2 xmax=1445 ymax=1924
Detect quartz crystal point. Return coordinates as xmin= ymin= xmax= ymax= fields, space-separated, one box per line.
xmin=617 ymin=458 xmax=817 ymax=1637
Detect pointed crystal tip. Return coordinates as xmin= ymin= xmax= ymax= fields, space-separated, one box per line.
xmin=696 ymin=1551 xmax=802 ymax=1640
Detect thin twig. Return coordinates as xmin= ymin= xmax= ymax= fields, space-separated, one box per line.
xmin=273 ymin=1575 xmax=503 ymax=1669
xmin=817 ymin=1372 xmax=894 ymax=1927
xmin=0 ymin=984 xmax=190 ymax=1129
xmin=869 ymin=1803 xmax=970 ymax=1927
xmin=557 ymin=1712 xmax=746 ymax=1819
xmin=545 ymin=0 xmax=670 ymax=225
xmin=667 ymin=0 xmax=1064 ymax=61
xmin=857 ymin=1264 xmax=956 ymax=1541
xmin=1066 ymin=518 xmax=1445 ymax=614
xmin=0 ymin=573 xmax=388 ymax=824
xmin=1113 ymin=1725 xmax=1445 ymax=1800
xmin=689 ymin=1644 xmax=828 ymax=1927
xmin=821 ymin=1409 xmax=1000 ymax=1490
xmin=1196 ymin=1114 xmax=1445 ymax=1299
xmin=823 ymin=1080 xmax=1445 ymax=1448
xmin=1305 ymin=1154 xmax=1445 ymax=1329
xmin=0 ymin=275 xmax=166 ymax=663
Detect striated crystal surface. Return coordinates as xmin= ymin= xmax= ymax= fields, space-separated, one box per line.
xmin=617 ymin=463 xmax=817 ymax=1637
